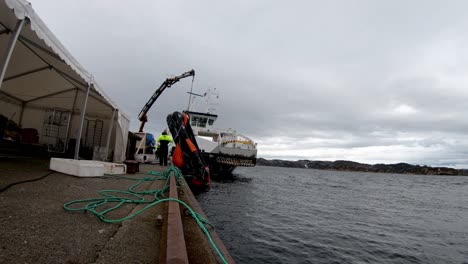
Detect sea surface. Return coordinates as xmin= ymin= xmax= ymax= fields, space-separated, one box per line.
xmin=197 ymin=166 xmax=468 ymax=264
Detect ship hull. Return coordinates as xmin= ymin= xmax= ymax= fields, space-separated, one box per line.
xmin=202 ymin=152 xmax=256 ymax=177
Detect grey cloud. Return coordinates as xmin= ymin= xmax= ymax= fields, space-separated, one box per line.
xmin=28 ymin=0 xmax=468 ymax=167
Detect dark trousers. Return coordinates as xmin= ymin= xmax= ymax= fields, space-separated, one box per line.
xmin=159 ymin=149 xmax=168 ymax=166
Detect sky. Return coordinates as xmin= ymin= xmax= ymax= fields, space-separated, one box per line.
xmin=27 ymin=0 xmax=468 ymax=168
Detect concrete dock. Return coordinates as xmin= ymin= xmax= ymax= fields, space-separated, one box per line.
xmin=0 ymin=157 xmax=233 ymax=264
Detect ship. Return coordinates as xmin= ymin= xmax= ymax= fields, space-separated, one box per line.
xmin=183 ymin=89 xmax=257 ymax=176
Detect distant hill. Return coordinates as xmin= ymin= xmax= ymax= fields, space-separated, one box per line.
xmin=256 ymin=158 xmax=466 ymax=176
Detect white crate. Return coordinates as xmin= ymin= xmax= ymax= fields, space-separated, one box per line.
xmin=101 ymin=162 xmax=126 ymax=175
xmin=49 ymin=158 xmax=104 ymax=177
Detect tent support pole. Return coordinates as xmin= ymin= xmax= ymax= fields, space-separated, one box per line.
xmin=103 ymin=109 xmax=116 ymax=161
xmin=53 ymin=69 xmax=114 ymax=109
xmin=0 ymin=89 xmax=24 ymax=103
xmin=18 ymin=102 xmax=25 ymax=127
xmin=3 ymin=66 xmax=51 ymax=82
xmin=71 ymin=88 xmax=79 ymax=114
xmin=74 ymin=83 xmax=91 ymax=159
xmin=18 ymin=35 xmax=63 ymax=62
xmin=66 ymin=88 xmax=79 ymax=153
xmin=24 ymin=87 xmax=76 ymax=103
xmin=18 ymin=38 xmax=115 ymax=110
xmin=0 ymin=19 xmax=26 ymax=90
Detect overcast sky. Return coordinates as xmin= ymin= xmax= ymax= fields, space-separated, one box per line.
xmin=28 ymin=0 xmax=468 ymax=168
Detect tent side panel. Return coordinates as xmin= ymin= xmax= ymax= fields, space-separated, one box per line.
xmin=113 ymin=112 xmax=130 ymax=162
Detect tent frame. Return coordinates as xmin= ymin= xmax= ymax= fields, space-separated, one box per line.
xmin=0 ymin=18 xmax=26 ymax=88
xmin=0 ymin=15 xmax=118 ymax=160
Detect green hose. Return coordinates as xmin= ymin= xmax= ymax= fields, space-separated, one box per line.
xmin=63 ymin=166 xmax=228 ymax=264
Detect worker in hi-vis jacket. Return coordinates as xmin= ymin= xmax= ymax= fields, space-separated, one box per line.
xmin=157 ymin=129 xmax=173 ymax=166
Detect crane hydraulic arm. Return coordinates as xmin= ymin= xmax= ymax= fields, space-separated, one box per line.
xmin=138 ymin=69 xmax=195 ymax=132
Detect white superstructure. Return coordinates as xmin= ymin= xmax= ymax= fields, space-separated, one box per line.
xmin=187 ymin=110 xmax=257 ymax=173
xmin=184 ymin=87 xmax=257 ymax=174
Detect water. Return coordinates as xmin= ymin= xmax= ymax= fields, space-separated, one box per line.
xmin=197 ymin=166 xmax=468 ymax=264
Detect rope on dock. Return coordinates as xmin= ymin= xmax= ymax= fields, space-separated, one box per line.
xmin=63 ymin=166 xmax=227 ymax=264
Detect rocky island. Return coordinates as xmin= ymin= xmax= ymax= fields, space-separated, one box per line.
xmin=256 ymin=158 xmax=467 ymax=176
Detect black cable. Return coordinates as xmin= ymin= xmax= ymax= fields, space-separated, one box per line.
xmin=0 ymin=171 xmax=55 ymax=193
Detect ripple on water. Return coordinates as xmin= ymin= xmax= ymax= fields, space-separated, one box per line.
xmin=198 ymin=166 xmax=468 ymax=264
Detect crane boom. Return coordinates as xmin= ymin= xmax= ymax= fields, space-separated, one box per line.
xmin=138 ymin=69 xmax=195 ymax=132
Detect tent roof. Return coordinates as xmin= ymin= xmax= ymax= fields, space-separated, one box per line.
xmin=0 ymin=0 xmax=129 ymax=121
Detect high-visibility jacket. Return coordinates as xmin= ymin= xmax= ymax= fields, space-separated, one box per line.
xmin=157 ymin=133 xmax=173 ymax=153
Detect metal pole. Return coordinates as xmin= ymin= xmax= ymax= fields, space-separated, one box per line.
xmin=18 ymin=102 xmax=25 ymax=127
xmin=66 ymin=88 xmax=79 ymax=153
xmin=186 ymin=76 xmax=195 ymax=111
xmin=0 ymin=89 xmax=23 ymax=103
xmin=0 ymin=19 xmax=26 ymax=90
xmin=3 ymin=66 xmax=50 ymax=82
xmin=103 ymin=109 xmax=116 ymax=161
xmin=74 ymin=83 xmax=91 ymax=159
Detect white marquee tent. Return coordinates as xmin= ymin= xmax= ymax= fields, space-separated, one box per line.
xmin=0 ymin=0 xmax=130 ymax=161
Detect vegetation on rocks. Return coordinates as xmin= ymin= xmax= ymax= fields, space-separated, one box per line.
xmin=256 ymin=158 xmax=463 ymax=176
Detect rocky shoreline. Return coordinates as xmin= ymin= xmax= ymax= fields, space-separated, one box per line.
xmin=256 ymin=158 xmax=467 ymax=176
